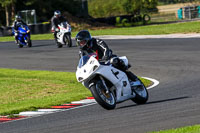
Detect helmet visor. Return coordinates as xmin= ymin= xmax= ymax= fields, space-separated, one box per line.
xmin=79 ymin=40 xmax=86 ymax=46
xmin=77 ymin=40 xmax=87 ymax=48
xmin=55 ymin=14 xmax=60 ymax=17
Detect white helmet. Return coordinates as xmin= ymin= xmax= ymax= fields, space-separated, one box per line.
xmin=15 ymin=15 xmax=22 ymax=21
xmin=54 ymin=10 xmax=61 ymax=17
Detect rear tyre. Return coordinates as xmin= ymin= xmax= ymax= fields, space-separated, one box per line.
xmin=90 ymin=80 xmax=116 ymax=110
xmin=131 ymin=79 xmax=148 ymax=104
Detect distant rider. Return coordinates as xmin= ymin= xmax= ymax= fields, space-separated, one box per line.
xmin=75 ymin=30 xmax=137 ymax=81
xmin=51 ymin=10 xmax=68 ymax=43
xmin=13 ymin=15 xmax=27 ymax=44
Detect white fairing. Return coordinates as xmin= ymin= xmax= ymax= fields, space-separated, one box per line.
xmin=57 ymin=22 xmax=71 ymax=44
xmin=76 ymin=55 xmax=136 ymax=103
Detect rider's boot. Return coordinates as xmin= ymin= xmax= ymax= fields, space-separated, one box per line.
xmin=54 ymin=32 xmax=59 ymax=45
xmin=125 ymin=71 xmax=138 ymax=82
xmin=110 ymin=57 xmax=137 ymax=81
xmin=125 ymin=71 xmax=138 ymax=95
xmin=15 ymin=39 xmax=19 ymax=45
xmin=15 ymin=35 xmax=19 ymax=44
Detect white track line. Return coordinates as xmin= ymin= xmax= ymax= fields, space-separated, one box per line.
xmin=37 ymin=109 xmax=65 ymax=112
xmin=142 ymin=77 xmax=160 ymax=89
xmin=19 ymin=111 xmax=51 ymax=116
xmin=71 ymin=99 xmax=96 ymax=104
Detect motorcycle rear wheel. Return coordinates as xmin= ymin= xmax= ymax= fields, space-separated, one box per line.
xmin=90 ymin=80 xmax=116 ymax=110
xmin=131 ymin=79 xmax=148 ymax=104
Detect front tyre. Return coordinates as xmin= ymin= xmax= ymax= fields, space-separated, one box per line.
xmin=27 ymin=37 xmax=32 ymax=47
xmin=65 ymin=34 xmax=72 ymax=47
xmin=57 ymin=42 xmax=63 ymax=48
xmin=131 ymin=79 xmax=148 ymax=104
xmin=18 ymin=44 xmax=23 ymax=48
xmin=90 ymin=80 xmax=116 ymax=110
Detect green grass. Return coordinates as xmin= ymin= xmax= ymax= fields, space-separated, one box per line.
xmin=0 ymin=68 xmax=91 ymax=115
xmin=1 ymin=21 xmax=200 ymax=42
xmin=150 ymin=124 xmax=200 ymax=133
xmin=0 ymin=68 xmax=151 ymax=115
xmin=88 ymin=21 xmax=200 ymax=35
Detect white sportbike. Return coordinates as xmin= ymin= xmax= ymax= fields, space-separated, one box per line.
xmin=56 ymin=22 xmax=72 ymax=48
xmin=76 ymin=54 xmax=148 ymax=109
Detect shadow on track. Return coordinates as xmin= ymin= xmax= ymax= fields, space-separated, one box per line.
xmin=31 ymin=43 xmax=54 ymax=47
xmin=117 ymin=96 xmax=189 ymax=110
xmin=32 ymin=44 xmax=77 ymax=48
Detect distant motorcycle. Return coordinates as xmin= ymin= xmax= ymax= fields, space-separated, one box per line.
xmin=76 ymin=53 xmax=148 ymax=110
xmin=54 ymin=22 xmax=72 ymax=48
xmin=13 ymin=24 xmax=32 ymax=48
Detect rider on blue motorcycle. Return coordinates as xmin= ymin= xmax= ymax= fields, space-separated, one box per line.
xmin=13 ymin=15 xmax=28 ymax=44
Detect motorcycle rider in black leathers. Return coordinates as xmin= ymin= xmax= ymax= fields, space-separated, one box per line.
xmin=51 ymin=10 xmax=67 ymax=43
xmin=13 ymin=15 xmax=27 ymax=44
xmin=75 ymin=30 xmax=137 ymax=81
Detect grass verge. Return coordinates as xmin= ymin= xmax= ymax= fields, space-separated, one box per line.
xmin=0 ymin=68 xmax=151 ymax=115
xmin=1 ymin=21 xmax=200 ymax=42
xmin=150 ymin=124 xmax=200 ymax=133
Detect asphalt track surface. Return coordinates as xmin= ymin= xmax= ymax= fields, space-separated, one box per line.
xmin=0 ymin=38 xmax=200 ymax=133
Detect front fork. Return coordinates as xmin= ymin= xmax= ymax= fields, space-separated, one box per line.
xmin=24 ymin=36 xmax=27 ymax=43
xmin=99 ymin=76 xmax=109 ymax=94
xmin=24 ymin=34 xmax=29 ymax=43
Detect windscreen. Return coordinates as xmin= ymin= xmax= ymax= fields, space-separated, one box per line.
xmin=78 ymin=55 xmax=90 ymax=68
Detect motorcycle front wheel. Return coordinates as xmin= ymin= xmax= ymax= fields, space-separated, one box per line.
xmin=18 ymin=44 xmax=23 ymax=48
xmin=57 ymin=42 xmax=63 ymax=48
xmin=27 ymin=37 xmax=32 ymax=47
xmin=90 ymin=80 xmax=116 ymax=110
xmin=65 ymin=34 xmax=72 ymax=47
xmin=131 ymin=79 xmax=148 ymax=104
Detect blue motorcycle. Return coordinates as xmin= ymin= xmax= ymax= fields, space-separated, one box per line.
xmin=13 ymin=24 xmax=32 ymax=48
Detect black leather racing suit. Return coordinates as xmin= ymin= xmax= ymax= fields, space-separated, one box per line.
xmin=79 ymin=38 xmax=137 ymax=81
xmin=79 ymin=38 xmax=112 ymax=61
xmin=13 ymin=20 xmax=27 ymax=31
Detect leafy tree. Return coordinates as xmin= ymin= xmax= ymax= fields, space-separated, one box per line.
xmin=0 ymin=0 xmax=16 ymax=26
xmin=14 ymin=0 xmax=82 ymax=22
xmin=88 ymin=0 xmax=158 ymax=18
xmin=0 ymin=0 xmax=82 ymax=26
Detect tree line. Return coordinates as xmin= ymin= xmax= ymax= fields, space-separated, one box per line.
xmin=1 ymin=0 xmax=198 ymax=27
xmin=88 ymin=0 xmax=158 ymax=18
xmin=0 ymin=0 xmax=83 ymax=27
